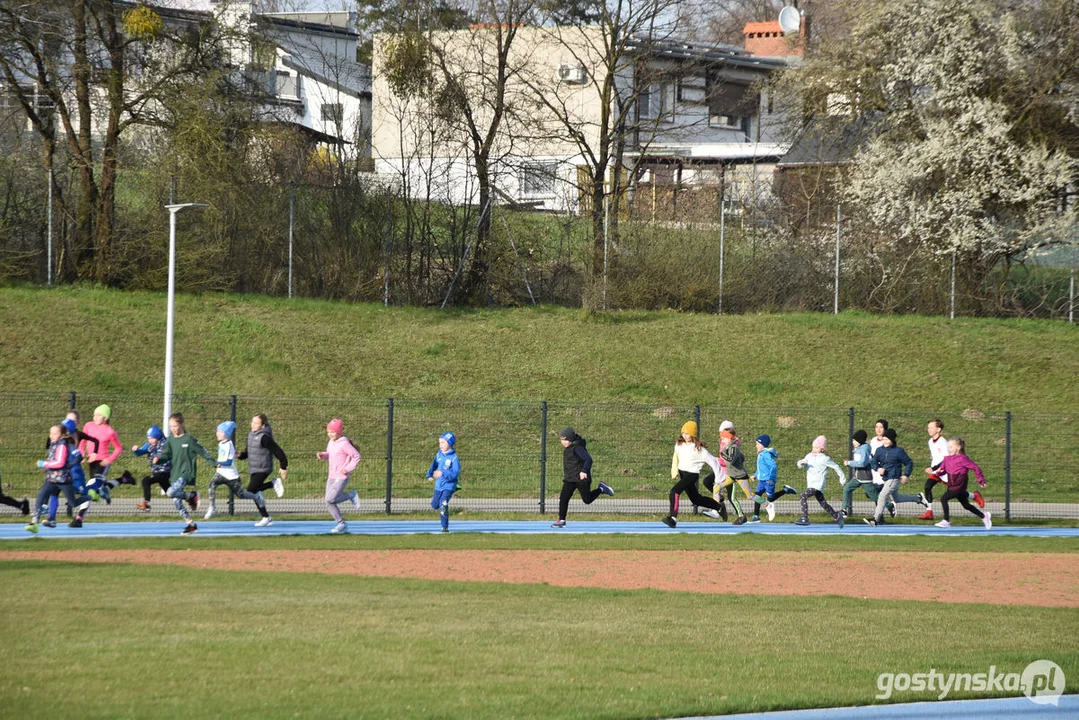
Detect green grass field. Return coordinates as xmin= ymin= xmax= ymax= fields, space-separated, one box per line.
xmin=1 ymin=534 xmax=1077 ymax=719
xmin=0 ymin=284 xmax=1077 ymax=503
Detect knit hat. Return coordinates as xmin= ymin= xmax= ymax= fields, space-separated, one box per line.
xmin=94 ymin=404 xmax=111 ymax=420
xmin=681 ymin=421 xmax=698 ymax=438
xmin=812 ymin=435 xmax=827 ymax=451
xmin=852 ymin=429 xmax=868 ymax=444
xmin=755 ymin=434 xmax=771 ymax=448
xmin=440 ymin=431 xmax=456 ymax=447
xmin=883 ymin=428 xmax=898 ymax=444
xmin=217 ymin=421 xmax=236 ymax=437
xmin=61 ymin=418 xmax=77 ymax=434
xmin=559 ymin=427 xmax=578 ymax=442
xmin=327 ymin=418 xmax=344 ymax=435
xmin=719 ymin=420 xmax=735 ymax=432
xmin=147 ymin=425 xmax=165 ymax=441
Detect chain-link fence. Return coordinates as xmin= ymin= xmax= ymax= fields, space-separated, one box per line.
xmin=0 ymin=392 xmax=1075 ymax=521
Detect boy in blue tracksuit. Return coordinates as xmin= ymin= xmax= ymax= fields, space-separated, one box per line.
xmin=427 ymin=432 xmax=461 ymax=533
xmin=749 ymin=434 xmax=796 ymax=522
xmin=865 ymin=429 xmax=928 ymax=526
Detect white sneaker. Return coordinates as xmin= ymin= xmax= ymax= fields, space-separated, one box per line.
xmin=204 ymin=506 xmax=217 ymax=520
xmin=349 ymin=489 xmax=361 ymax=510
xmin=330 ymin=521 xmax=348 ymax=534
xmin=702 ymin=508 xmax=721 ymax=520
xmin=934 ymin=519 xmax=951 ymax=528
xmin=982 ymin=511 xmax=992 ymax=530
xmin=273 ymin=477 xmax=285 ymax=498
xmin=254 ymin=516 xmax=272 ymax=527
xmin=765 ymin=502 xmax=777 ymax=521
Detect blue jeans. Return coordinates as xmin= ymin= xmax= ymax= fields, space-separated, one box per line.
xmin=431 ymin=488 xmax=455 ymax=530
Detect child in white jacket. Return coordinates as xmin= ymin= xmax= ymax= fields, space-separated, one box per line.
xmin=794 ymin=435 xmax=845 ymax=527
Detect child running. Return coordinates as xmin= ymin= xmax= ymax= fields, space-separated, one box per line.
xmin=930 ymin=437 xmax=991 ymax=529
xmin=749 ymin=435 xmax=796 ymax=522
xmin=794 ymin=436 xmax=845 ymax=527
xmin=427 ymin=431 xmax=463 ymax=532
xmin=204 ymin=421 xmax=272 ymax=526
xmin=718 ymin=430 xmax=753 ymax=525
xmin=157 ymin=412 xmax=216 ymax=535
xmin=865 ymin=429 xmax=930 ymax=526
xmin=663 ymin=421 xmax=727 ymax=528
xmin=841 ymin=430 xmax=892 ymax=518
xmin=47 ymin=413 xmax=88 ymax=520
xmin=0 ymin=450 xmax=31 ymax=516
xmin=238 ymin=413 xmax=289 ymax=499
xmin=131 ymin=425 xmax=171 ymax=512
xmin=551 ymin=427 xmax=614 ymax=529
xmin=919 ymin=418 xmax=949 ymax=521
xmin=79 ymin=404 xmax=122 ymax=503
xmin=25 ymin=424 xmax=91 ymax=532
xmin=317 ymin=418 xmax=361 ymax=534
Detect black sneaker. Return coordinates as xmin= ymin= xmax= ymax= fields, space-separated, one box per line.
xmin=732 ymin=515 xmax=747 ymax=526
xmin=21 ymin=499 xmax=30 ymax=515
xmin=718 ymin=502 xmax=728 ymax=521
xmin=888 ymin=504 xmax=897 ymax=518
xmin=120 ymin=470 xmax=136 ymax=485
xmin=68 ymin=518 xmax=83 ymax=528
xmin=182 ymin=523 xmax=198 ymax=535
xmin=661 ymin=516 xmax=677 ymax=528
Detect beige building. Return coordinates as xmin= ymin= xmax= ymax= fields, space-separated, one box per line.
xmin=372 ymin=24 xmax=789 ymax=214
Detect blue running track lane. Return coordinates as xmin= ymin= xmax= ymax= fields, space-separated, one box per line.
xmin=2 ymin=520 xmax=1079 ymax=539
xmin=678 ymin=694 xmax=1078 ymax=720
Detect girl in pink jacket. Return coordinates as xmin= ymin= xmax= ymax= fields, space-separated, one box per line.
xmin=317 ymin=418 xmax=361 ymax=534
xmin=80 ymin=404 xmax=123 ymax=503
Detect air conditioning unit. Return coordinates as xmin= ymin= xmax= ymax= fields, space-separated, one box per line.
xmin=556 ymin=64 xmax=587 ymax=84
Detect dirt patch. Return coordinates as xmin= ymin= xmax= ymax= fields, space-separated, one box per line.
xmin=1 ymin=549 xmax=1074 ymax=607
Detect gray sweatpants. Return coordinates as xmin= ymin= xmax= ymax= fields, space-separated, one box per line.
xmin=325 ymin=476 xmax=352 ymax=523
xmin=874 ymin=478 xmax=921 ymax=520
xmin=207 ymin=473 xmax=266 ymax=511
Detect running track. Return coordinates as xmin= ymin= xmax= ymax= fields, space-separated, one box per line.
xmin=2 ymin=519 xmax=1078 ymax=539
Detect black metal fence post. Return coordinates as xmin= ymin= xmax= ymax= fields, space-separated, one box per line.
xmin=694 ymin=405 xmax=701 ymax=435
xmin=69 ymin=391 xmax=77 ymax=411
xmin=848 ymin=407 xmax=855 ymax=461
xmin=1004 ymin=411 xmax=1012 ymax=522
xmin=385 ymin=397 xmax=394 ymax=515
xmin=539 ymin=401 xmax=548 ymax=514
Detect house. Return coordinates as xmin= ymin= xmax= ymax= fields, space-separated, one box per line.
xmin=371 ymin=22 xmax=797 ymax=217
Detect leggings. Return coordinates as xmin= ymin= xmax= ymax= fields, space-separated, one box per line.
xmin=247 ymin=472 xmax=274 ymax=494
xmin=325 ymin=476 xmax=352 ymax=523
xmin=166 ymin=477 xmax=197 ymax=522
xmin=558 ymin=480 xmax=602 ymax=521
xmin=669 ymin=471 xmax=723 ymax=517
xmin=142 ymin=472 xmax=171 ymax=501
xmin=800 ymin=488 xmax=839 ymax=519
xmin=1 ymin=491 xmax=24 ymax=509
xmin=924 ymin=475 xmax=944 ymax=504
xmin=208 ymin=473 xmax=269 ymax=517
xmin=941 ymin=487 xmax=984 ymax=521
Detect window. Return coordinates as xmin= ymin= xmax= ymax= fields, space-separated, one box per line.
xmin=321 ymin=103 xmax=343 ymax=125
xmin=520 ymin=161 xmax=558 ymax=197
xmin=706 ymin=77 xmax=754 ymax=128
xmin=639 ymin=81 xmax=674 ymax=123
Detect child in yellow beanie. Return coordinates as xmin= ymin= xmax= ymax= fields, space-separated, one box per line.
xmin=663 ymin=421 xmax=727 ymax=528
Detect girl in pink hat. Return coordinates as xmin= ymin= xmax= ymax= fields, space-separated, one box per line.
xmin=316 ymin=418 xmax=361 ymax=534
xmin=794 ymin=435 xmax=845 ymax=527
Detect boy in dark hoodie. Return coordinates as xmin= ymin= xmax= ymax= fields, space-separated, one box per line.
xmin=551 ymin=427 xmax=614 ymax=528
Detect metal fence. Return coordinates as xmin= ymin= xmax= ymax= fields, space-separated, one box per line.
xmin=0 ymin=392 xmax=1075 ymax=521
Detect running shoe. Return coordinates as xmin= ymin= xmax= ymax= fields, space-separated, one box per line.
xmin=254 ymin=516 xmax=273 ymax=527
xmin=794 ymin=517 xmax=810 ymax=526
xmin=732 ymin=516 xmax=747 ymax=526
xmin=916 ymin=492 xmax=930 ymax=509
xmin=783 ymin=485 xmax=797 ymax=495
xmin=349 ymin=489 xmax=361 ymax=510
xmin=20 ymin=499 xmax=29 ymax=515
xmin=25 ymin=522 xmax=38 ymax=534
xmin=119 ymin=470 xmax=136 ymax=485
xmin=273 ymin=477 xmax=285 ymax=498
xmin=887 ymin=504 xmax=897 ymax=518
xmin=973 ymin=491 xmax=985 ymax=509
xmin=204 ymin=506 xmax=217 ymax=521
xmin=330 ymin=522 xmax=348 ymax=534
xmin=135 ymin=501 xmax=151 ymax=512
xmin=441 ymin=527 xmax=449 ymax=533
xmin=835 ymin=512 xmax=844 ymax=529
xmin=43 ymin=520 xmax=57 ymax=528
xmin=863 ymin=518 xmax=877 ymax=527
xmin=766 ymin=502 xmax=777 ymax=522
xmin=702 ymin=509 xmax=721 ymax=520
xmin=550 ymin=519 xmax=567 ymax=528
xmin=68 ymin=518 xmax=83 ymax=528
xmin=88 ymin=489 xmax=101 ymax=502
xmin=982 ymin=511 xmax=992 ymax=530
xmin=100 ymin=485 xmax=112 ymax=504
xmin=935 ymin=520 xmax=951 ymax=528
xmin=661 ymin=516 xmax=677 ymax=528
xmin=918 ymin=509 xmax=934 ymax=520
xmin=598 ymin=481 xmax=615 ymax=497
xmin=182 ymin=523 xmax=198 ymax=535
xmin=747 ymin=515 xmax=761 ymax=524
xmin=718 ymin=502 xmax=728 ymax=521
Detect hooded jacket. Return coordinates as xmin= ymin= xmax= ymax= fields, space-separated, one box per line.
xmin=319 ymin=436 xmax=361 ymax=480
xmin=562 ymin=429 xmax=593 ymax=483
xmin=427 ymin=448 xmax=461 ymax=492
xmin=754 ymin=447 xmax=778 ymax=484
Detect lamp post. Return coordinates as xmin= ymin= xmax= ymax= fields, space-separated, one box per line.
xmin=163 ymin=203 xmax=207 ymax=428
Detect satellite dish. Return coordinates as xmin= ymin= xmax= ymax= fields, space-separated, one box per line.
xmin=778 ymin=6 xmax=801 ymax=34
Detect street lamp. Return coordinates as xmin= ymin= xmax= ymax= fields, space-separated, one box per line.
xmin=163 ymin=202 xmax=208 ymax=428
